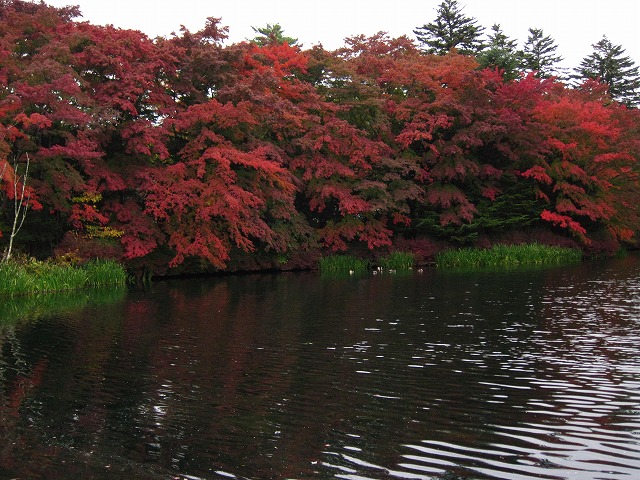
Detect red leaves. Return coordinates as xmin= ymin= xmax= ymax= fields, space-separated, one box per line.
xmin=136 ymin=93 xmax=302 ymax=268
xmin=120 ymin=120 xmax=170 ymax=160
xmin=2 ymin=4 xmax=639 ymax=271
xmin=13 ymin=113 xmax=52 ymax=130
xmin=518 ymin=86 xmax=640 ymax=243
xmin=522 ymin=165 xmax=553 ymax=185
xmin=541 ymin=210 xmax=587 ymax=238
xmin=242 ymin=42 xmax=308 ymax=78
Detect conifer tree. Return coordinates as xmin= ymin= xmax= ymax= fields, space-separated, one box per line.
xmin=521 ymin=28 xmax=564 ymax=78
xmin=574 ymin=35 xmax=640 ymax=107
xmin=413 ymin=0 xmax=484 ymax=55
xmin=477 ymin=24 xmax=521 ymax=80
xmin=249 ymin=23 xmax=299 ymax=47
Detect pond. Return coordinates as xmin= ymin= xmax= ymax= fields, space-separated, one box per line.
xmin=1 ymin=255 xmax=639 ymax=479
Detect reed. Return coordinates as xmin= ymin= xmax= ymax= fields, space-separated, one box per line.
xmin=435 ymin=243 xmax=582 ymax=269
xmin=0 ymin=258 xmax=128 ymax=296
xmin=377 ymin=251 xmax=416 ymax=271
xmin=83 ymin=259 xmax=129 ymax=287
xmin=318 ymin=254 xmax=370 ymax=273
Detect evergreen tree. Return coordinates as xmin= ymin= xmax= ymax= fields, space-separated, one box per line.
xmin=521 ymin=28 xmax=564 ymax=79
xmin=574 ymin=35 xmax=640 ymax=107
xmin=413 ymin=0 xmax=485 ymax=55
xmin=249 ymin=23 xmax=299 ymax=47
xmin=477 ymin=24 xmax=521 ymax=80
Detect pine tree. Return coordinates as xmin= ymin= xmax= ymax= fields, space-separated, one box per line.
xmin=413 ymin=0 xmax=485 ymax=56
xmin=477 ymin=24 xmax=521 ymax=80
xmin=574 ymin=35 xmax=640 ymax=107
xmin=521 ymin=28 xmax=564 ymax=79
xmin=249 ymin=23 xmax=299 ymax=47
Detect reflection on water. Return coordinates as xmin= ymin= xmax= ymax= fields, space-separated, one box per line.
xmin=0 ymin=287 xmax=126 ymax=323
xmin=1 ymin=256 xmax=639 ymax=479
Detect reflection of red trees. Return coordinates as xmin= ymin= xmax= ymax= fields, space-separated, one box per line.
xmin=106 ymin=275 xmax=401 ymax=476
xmin=6 ymin=357 xmax=47 ymax=412
xmin=0 ymin=354 xmax=49 ymax=473
xmin=4 ymin=264 xmax=639 ymax=477
xmin=2 ymin=1 xmax=639 ymax=272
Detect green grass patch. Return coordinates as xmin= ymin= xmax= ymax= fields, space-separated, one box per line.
xmin=82 ymin=259 xmax=129 ymax=287
xmin=0 ymin=258 xmax=128 ymax=297
xmin=318 ymin=254 xmax=370 ymax=274
xmin=435 ymin=243 xmax=582 ymax=269
xmin=377 ymin=251 xmax=416 ymax=271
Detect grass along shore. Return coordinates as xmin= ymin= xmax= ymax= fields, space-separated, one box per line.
xmin=0 ymin=258 xmax=128 ymax=297
xmin=319 ymin=251 xmax=417 ymax=274
xmin=318 ymin=254 xmax=370 ymax=274
xmin=435 ymin=243 xmax=582 ymax=269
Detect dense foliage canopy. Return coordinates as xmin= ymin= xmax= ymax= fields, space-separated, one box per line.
xmin=1 ymin=1 xmax=639 ymax=274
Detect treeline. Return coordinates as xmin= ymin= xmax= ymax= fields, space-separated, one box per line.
xmin=412 ymin=0 xmax=640 ymax=107
xmin=0 ymin=0 xmax=639 ymax=274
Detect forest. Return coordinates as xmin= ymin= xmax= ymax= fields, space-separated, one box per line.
xmin=1 ymin=0 xmax=639 ymax=276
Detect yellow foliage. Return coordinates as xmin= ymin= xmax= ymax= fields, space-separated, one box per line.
xmin=72 ymin=192 xmax=103 ymax=204
xmin=85 ymin=225 xmax=124 ymax=239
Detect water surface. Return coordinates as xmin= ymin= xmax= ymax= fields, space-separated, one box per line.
xmin=1 ymin=256 xmax=639 ymax=479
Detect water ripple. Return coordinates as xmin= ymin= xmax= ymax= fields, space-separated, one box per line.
xmin=2 ymin=258 xmax=640 ymax=479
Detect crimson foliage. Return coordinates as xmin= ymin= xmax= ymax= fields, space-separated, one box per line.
xmin=1 ymin=2 xmax=638 ymax=272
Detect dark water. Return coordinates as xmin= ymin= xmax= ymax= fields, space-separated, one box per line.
xmin=1 ymin=256 xmax=640 ymax=480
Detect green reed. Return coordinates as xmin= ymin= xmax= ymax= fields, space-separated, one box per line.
xmin=82 ymin=259 xmax=129 ymax=287
xmin=377 ymin=251 xmax=416 ymax=271
xmin=318 ymin=254 xmax=370 ymax=274
xmin=435 ymin=243 xmax=582 ymax=269
xmin=0 ymin=258 xmax=128 ymax=296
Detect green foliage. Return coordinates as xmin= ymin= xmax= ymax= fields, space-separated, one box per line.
xmin=415 ymin=184 xmax=545 ymax=245
xmin=377 ymin=251 xmax=415 ymax=270
xmin=414 ymin=0 xmax=485 ymax=55
xmin=477 ymin=24 xmax=522 ymax=80
xmin=435 ymin=243 xmax=582 ymax=269
xmin=82 ymin=259 xmax=130 ymax=287
xmin=573 ymin=35 xmax=640 ymax=106
xmin=0 ymin=258 xmax=128 ymax=296
xmin=249 ymin=23 xmax=299 ymax=46
xmin=318 ymin=254 xmax=370 ymax=273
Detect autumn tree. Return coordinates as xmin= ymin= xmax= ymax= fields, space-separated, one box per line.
xmin=225 ymin=40 xmax=400 ymax=252
xmin=162 ymin=17 xmax=234 ymax=106
xmin=0 ymin=0 xmax=181 ymax=262
xmin=333 ymin=47 xmax=512 ymax=238
xmin=305 ymin=35 xmax=429 ymax=245
xmin=574 ymin=35 xmax=640 ymax=107
xmin=0 ymin=0 xmax=82 ymax=253
xmin=520 ymin=82 xmax=640 ymax=246
xmin=521 ymin=28 xmax=564 ymax=79
xmin=2 ymin=0 xmax=639 ymax=271
xmin=414 ymin=0 xmax=485 ymax=55
xmin=139 ymin=101 xmax=301 ymax=269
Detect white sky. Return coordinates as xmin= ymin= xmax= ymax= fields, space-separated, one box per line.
xmin=43 ymin=0 xmax=640 ymax=70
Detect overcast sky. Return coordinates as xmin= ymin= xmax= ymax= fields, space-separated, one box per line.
xmin=43 ymin=0 xmax=640 ymax=70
